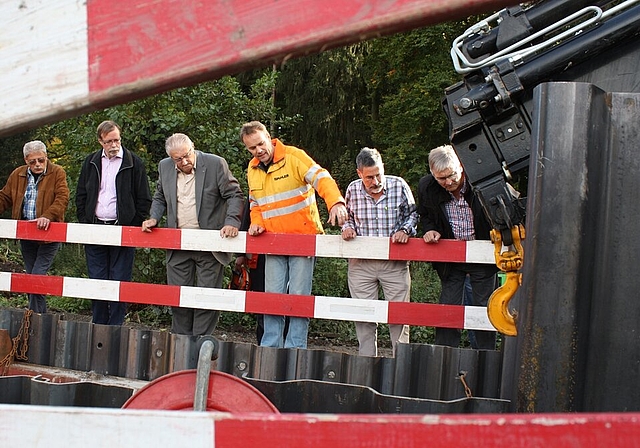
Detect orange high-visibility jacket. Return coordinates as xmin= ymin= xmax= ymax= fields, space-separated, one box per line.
xmin=247 ymin=139 xmax=344 ymax=235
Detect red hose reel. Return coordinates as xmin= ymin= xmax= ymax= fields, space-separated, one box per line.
xmin=123 ymin=369 xmax=278 ymax=413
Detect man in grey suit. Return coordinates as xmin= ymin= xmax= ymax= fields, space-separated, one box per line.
xmin=142 ymin=133 xmax=244 ymax=336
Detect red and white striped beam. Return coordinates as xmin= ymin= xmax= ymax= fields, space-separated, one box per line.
xmin=0 ymin=219 xmax=498 ymax=329
xmin=0 ymin=220 xmax=495 ymax=264
xmin=0 ymin=272 xmax=494 ymax=331
xmin=1 ymin=0 xmax=517 ymax=136
xmin=3 ymin=405 xmax=640 ymax=448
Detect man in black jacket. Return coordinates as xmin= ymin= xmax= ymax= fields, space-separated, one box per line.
xmin=76 ymin=120 xmax=152 ymax=325
xmin=417 ymin=145 xmax=497 ymax=349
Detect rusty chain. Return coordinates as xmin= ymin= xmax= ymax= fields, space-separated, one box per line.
xmin=0 ymin=309 xmax=33 ymax=376
xmin=458 ymin=370 xmax=473 ymax=398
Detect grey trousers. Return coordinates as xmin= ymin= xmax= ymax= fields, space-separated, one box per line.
xmin=166 ymin=249 xmax=224 ymax=336
xmin=348 ymin=259 xmax=411 ymax=357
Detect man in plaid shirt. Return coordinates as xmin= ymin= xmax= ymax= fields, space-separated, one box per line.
xmin=341 ymin=147 xmax=418 ymax=357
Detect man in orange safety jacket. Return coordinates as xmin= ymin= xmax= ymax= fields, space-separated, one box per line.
xmin=240 ymin=121 xmax=348 ymax=348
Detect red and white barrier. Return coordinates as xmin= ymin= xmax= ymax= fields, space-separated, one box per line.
xmin=2 ymin=404 xmax=640 ymax=448
xmin=0 ymin=220 xmax=495 ymax=264
xmin=0 ymin=219 xmax=497 ymax=330
xmin=0 ymin=272 xmax=494 ymax=331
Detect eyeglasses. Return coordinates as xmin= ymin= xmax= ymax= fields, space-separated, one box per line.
xmin=435 ymin=170 xmax=459 ymax=182
xmin=101 ymin=138 xmax=121 ymax=146
xmin=26 ymin=158 xmax=46 ymax=166
xmin=172 ymin=148 xmax=194 ymax=163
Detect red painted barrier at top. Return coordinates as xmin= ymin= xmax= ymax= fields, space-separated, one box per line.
xmin=2 ymin=0 xmax=515 ymax=136
xmin=86 ymin=0 xmax=514 ymax=93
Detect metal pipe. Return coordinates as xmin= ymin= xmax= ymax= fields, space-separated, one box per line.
xmin=193 ymin=339 xmax=215 ymax=412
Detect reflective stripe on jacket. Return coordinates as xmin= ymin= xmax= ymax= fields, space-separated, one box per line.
xmin=247 ymin=138 xmax=344 ymax=235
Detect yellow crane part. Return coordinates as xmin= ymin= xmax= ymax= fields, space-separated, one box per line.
xmin=487 ymin=225 xmax=525 ymax=336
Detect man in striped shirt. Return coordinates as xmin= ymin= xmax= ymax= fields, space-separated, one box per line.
xmin=417 ymin=145 xmax=497 ymax=350
xmin=341 ymin=147 xmax=418 ymax=357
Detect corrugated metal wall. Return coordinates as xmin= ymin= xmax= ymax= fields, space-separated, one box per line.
xmin=0 ymin=307 xmax=507 ymax=412
xmin=502 ymin=84 xmax=640 ymax=412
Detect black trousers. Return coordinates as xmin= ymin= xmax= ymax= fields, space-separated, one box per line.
xmin=435 ymin=263 xmax=497 ymax=350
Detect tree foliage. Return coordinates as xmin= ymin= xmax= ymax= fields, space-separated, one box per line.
xmin=275 ymin=44 xmax=373 ymax=170
xmin=272 ymin=20 xmax=477 ymax=192
xmin=35 ymin=73 xmax=279 ymax=197
xmin=0 ymin=17 xmax=490 ymax=342
xmin=364 ymin=25 xmax=466 ymax=188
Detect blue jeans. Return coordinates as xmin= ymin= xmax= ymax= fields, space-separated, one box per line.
xmin=463 ymin=275 xmax=478 ymax=349
xmin=262 ymin=255 xmax=314 ymax=349
xmin=85 ymin=244 xmax=135 ymax=325
xmin=20 ymin=240 xmax=61 ymax=313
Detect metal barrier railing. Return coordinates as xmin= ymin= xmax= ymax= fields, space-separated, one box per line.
xmin=0 ymin=219 xmax=497 ymax=331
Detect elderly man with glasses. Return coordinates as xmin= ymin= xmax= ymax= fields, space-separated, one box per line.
xmin=0 ymin=140 xmax=69 ymax=313
xmin=142 ymin=133 xmax=243 ymax=336
xmin=417 ymin=144 xmax=498 ymax=350
xmin=76 ymin=120 xmax=152 ymax=325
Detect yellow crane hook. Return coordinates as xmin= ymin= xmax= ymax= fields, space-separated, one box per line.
xmin=487 ymin=224 xmax=525 ymax=336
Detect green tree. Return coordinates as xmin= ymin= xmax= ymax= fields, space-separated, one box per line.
xmin=37 ymin=73 xmax=279 ymax=194
xmin=275 ymin=44 xmax=372 ymax=174
xmin=271 ymin=20 xmax=477 ymax=191
xmin=363 ymin=21 xmax=476 ymax=188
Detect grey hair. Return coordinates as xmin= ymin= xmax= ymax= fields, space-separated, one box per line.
xmin=23 ymin=140 xmax=47 ymax=158
xmin=165 ymin=133 xmax=194 ymax=155
xmin=428 ymin=145 xmax=462 ymax=173
xmin=356 ymin=147 xmax=383 ymax=170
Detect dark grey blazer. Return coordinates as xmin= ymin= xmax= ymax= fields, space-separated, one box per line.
xmin=149 ymin=150 xmax=244 ymax=265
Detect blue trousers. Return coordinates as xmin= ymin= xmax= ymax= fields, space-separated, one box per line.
xmin=85 ymin=244 xmax=135 ymax=325
xmin=463 ymin=275 xmax=478 ymax=349
xmin=20 ymin=240 xmax=61 ymax=313
xmin=261 ymin=255 xmax=314 ymax=349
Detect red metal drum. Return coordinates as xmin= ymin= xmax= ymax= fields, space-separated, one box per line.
xmin=122 ymin=370 xmax=278 ymax=413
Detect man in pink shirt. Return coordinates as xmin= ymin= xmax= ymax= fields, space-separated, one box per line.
xmin=76 ymin=120 xmax=152 ymax=325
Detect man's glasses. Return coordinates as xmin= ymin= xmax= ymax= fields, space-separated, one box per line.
xmin=26 ymin=158 xmax=46 ymax=166
xmin=101 ymin=138 xmax=121 ymax=146
xmin=172 ymin=148 xmax=194 ymax=163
